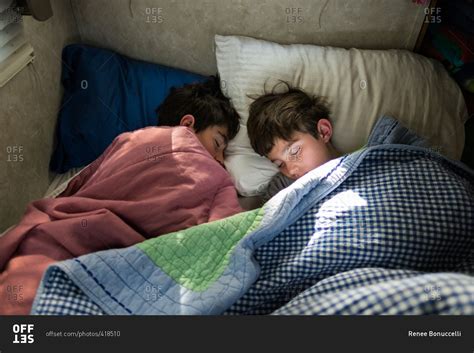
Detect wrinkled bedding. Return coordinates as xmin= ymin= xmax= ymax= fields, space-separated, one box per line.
xmin=31 ymin=138 xmax=474 ymax=315
xmin=0 ymin=126 xmax=242 ymax=314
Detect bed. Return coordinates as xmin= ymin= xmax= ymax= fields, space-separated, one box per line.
xmin=4 ymin=34 xmax=473 ymax=315
xmin=32 ymin=116 xmax=474 ymax=315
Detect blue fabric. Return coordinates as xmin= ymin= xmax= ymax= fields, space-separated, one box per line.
xmin=366 ymin=115 xmax=430 ymax=148
xmin=32 ymin=144 xmax=474 ymax=315
xmin=272 ymin=269 xmax=474 ymax=315
xmin=50 ymin=44 xmax=206 ymax=173
xmin=33 ymin=267 xmax=104 ymax=315
xmin=225 ymin=148 xmax=473 ymax=314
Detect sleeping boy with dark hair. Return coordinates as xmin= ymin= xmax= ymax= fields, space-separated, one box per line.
xmin=0 ymin=76 xmax=243 ymax=315
xmin=157 ymin=75 xmax=240 ymax=167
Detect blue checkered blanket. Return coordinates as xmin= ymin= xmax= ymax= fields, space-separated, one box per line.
xmin=31 ymin=143 xmax=474 ymax=315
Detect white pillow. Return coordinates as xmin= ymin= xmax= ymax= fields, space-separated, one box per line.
xmin=216 ymin=35 xmax=468 ymax=197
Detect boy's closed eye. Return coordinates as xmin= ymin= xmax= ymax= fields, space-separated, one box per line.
xmin=288 ymin=145 xmax=301 ymax=160
xmin=273 ymin=148 xmax=301 ymax=170
xmin=289 ymin=145 xmax=300 ymax=155
xmin=214 ymin=133 xmax=227 ymax=152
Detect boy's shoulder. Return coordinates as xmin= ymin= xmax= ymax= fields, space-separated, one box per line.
xmin=367 ymin=115 xmax=428 ymax=148
xmin=112 ymin=125 xmax=205 ymax=156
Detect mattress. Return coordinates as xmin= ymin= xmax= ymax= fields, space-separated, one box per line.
xmin=44 ymin=167 xmax=84 ymax=198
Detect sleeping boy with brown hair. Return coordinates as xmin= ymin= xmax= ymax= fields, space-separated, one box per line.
xmin=247 ymin=83 xmax=432 ymax=202
xmin=247 ymin=83 xmax=341 ymax=201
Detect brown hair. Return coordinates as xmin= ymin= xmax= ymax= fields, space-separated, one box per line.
xmin=247 ymin=82 xmax=331 ymax=156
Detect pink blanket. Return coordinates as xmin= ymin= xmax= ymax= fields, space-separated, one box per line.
xmin=0 ymin=126 xmax=242 ymax=314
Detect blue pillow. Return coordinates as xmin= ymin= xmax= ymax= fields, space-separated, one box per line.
xmin=50 ymin=44 xmax=206 ymax=173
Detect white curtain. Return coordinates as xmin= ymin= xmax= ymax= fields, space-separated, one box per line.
xmin=0 ymin=0 xmax=34 ymax=87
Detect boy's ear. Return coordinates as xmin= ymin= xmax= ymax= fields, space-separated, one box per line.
xmin=316 ymin=119 xmax=333 ymax=143
xmin=179 ymin=114 xmax=196 ymax=129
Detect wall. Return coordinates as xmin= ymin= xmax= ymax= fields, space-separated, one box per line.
xmin=70 ymin=0 xmax=427 ymax=75
xmin=0 ymin=0 xmax=80 ymax=232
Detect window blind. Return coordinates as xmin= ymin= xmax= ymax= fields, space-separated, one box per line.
xmin=0 ymin=0 xmax=34 ymax=87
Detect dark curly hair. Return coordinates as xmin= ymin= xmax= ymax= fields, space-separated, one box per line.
xmin=156 ymin=75 xmax=240 ymax=140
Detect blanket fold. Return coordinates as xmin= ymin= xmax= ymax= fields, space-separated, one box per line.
xmin=0 ymin=126 xmax=242 ymax=315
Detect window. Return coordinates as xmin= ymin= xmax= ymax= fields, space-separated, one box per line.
xmin=0 ymin=0 xmax=34 ymax=88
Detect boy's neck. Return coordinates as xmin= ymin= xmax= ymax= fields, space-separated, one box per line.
xmin=328 ymin=143 xmax=342 ymax=160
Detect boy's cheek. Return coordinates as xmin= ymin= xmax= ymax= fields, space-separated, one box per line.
xmin=301 ymin=152 xmax=330 ymax=174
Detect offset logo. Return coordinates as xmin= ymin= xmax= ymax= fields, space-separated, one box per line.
xmin=12 ymin=324 xmax=34 ymax=344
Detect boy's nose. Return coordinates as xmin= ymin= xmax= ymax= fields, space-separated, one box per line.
xmin=215 ymin=151 xmax=226 ymax=169
xmin=288 ymin=164 xmax=300 ymax=179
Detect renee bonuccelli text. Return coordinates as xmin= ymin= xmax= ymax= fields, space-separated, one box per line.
xmin=408 ymin=330 xmax=462 ymax=338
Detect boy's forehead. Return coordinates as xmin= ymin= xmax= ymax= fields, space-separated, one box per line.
xmin=220 ymin=126 xmax=228 ymax=134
